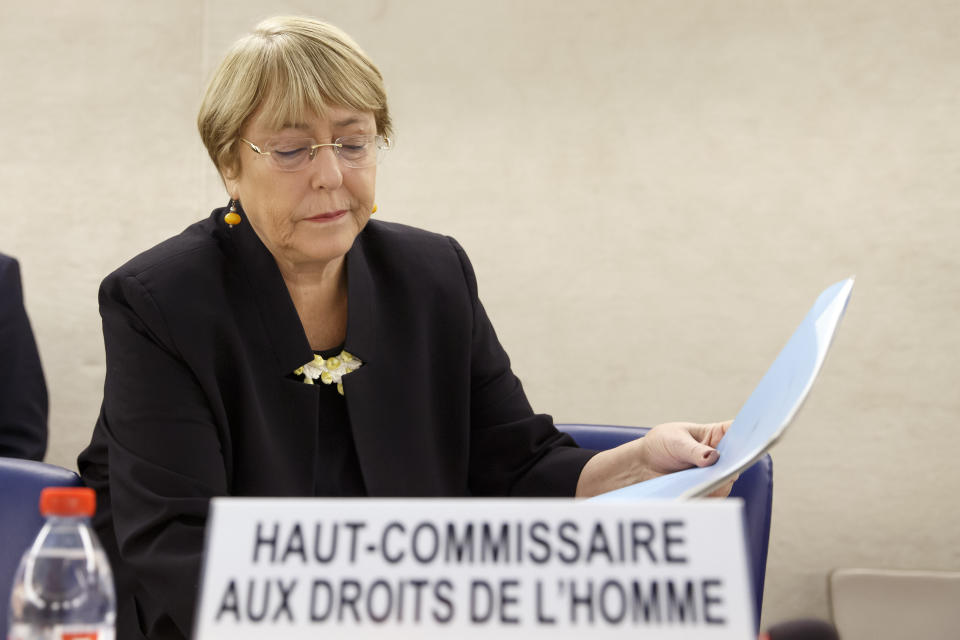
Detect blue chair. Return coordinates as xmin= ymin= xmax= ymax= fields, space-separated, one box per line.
xmin=0 ymin=457 xmax=83 ymax=631
xmin=558 ymin=423 xmax=773 ymax=631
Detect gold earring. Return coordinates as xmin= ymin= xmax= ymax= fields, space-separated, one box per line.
xmin=372 ymin=204 xmax=378 ymax=214
xmin=224 ymin=200 xmax=241 ymax=227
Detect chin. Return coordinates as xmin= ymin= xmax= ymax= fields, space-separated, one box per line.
xmin=297 ymin=237 xmax=355 ymax=265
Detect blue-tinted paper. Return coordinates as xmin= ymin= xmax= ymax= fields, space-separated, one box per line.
xmin=594 ymin=277 xmax=854 ymax=500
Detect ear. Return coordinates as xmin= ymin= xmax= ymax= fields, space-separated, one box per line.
xmin=217 ymin=140 xmax=244 ymax=198
xmin=220 ymin=165 xmax=240 ymax=200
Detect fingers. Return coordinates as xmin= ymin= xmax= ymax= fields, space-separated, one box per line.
xmin=671 ymin=428 xmax=718 ymax=468
xmin=707 ymin=474 xmax=737 ymax=498
xmin=686 ymin=421 xmax=731 ymax=449
xmin=693 ymin=444 xmax=719 ymax=467
xmin=685 ymin=421 xmax=733 ymax=467
xmin=644 ymin=421 xmax=730 ymax=475
xmin=707 ymin=420 xmax=733 ymax=448
xmin=695 ymin=420 xmax=734 ymax=465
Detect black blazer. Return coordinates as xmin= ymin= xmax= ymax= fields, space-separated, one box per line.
xmin=0 ymin=253 xmax=48 ymax=460
xmin=78 ymin=209 xmax=595 ymax=639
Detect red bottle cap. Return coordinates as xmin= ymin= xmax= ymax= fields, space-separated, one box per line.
xmin=39 ymin=487 xmax=96 ymax=517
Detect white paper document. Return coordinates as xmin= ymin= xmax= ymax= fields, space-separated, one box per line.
xmin=595 ymin=277 xmax=854 ymax=500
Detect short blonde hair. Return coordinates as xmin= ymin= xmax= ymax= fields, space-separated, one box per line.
xmin=198 ymin=16 xmax=392 ymax=176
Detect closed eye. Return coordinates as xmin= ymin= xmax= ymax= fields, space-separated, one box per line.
xmin=273 ymin=146 xmax=310 ymax=157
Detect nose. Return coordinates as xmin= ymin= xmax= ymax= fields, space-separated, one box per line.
xmin=308 ymin=145 xmax=343 ymax=190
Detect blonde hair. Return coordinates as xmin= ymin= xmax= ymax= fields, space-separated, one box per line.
xmin=198 ymin=16 xmax=392 ymax=176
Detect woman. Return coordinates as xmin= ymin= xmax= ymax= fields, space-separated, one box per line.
xmin=78 ymin=16 xmax=731 ymax=639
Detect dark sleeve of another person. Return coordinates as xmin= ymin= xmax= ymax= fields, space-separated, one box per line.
xmin=0 ymin=255 xmax=48 ymax=460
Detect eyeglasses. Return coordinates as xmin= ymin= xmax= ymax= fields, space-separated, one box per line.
xmin=238 ymin=134 xmax=392 ymax=171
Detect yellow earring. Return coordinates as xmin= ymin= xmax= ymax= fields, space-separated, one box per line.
xmin=372 ymin=204 xmax=378 ymax=214
xmin=224 ymin=200 xmax=241 ymax=227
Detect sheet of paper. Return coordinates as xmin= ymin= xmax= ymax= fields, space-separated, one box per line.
xmin=594 ymin=277 xmax=854 ymax=500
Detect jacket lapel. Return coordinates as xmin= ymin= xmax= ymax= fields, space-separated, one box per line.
xmin=340 ymin=227 xmax=459 ymax=496
xmin=223 ymin=204 xmax=313 ymax=374
xmin=341 ymin=234 xmax=391 ymax=493
xmin=220 ymin=206 xmax=318 ymax=493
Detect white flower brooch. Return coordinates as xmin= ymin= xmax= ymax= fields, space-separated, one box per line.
xmin=293 ymin=350 xmax=362 ymax=395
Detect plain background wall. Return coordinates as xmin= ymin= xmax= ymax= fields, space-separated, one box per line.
xmin=2 ymin=0 xmax=957 ymax=627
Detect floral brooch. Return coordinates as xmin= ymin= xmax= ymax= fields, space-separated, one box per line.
xmin=293 ymin=350 xmax=362 ymax=395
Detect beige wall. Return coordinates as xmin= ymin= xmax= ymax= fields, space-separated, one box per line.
xmin=2 ymin=0 xmax=957 ymax=627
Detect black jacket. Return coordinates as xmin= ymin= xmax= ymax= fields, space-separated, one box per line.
xmin=0 ymin=253 xmax=48 ymax=460
xmin=78 ymin=209 xmax=595 ymax=639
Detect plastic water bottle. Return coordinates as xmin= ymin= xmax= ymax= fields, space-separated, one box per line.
xmin=7 ymin=487 xmax=116 ymax=640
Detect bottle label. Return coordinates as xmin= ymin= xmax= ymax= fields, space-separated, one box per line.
xmin=7 ymin=625 xmax=114 ymax=640
xmin=57 ymin=626 xmax=114 ymax=640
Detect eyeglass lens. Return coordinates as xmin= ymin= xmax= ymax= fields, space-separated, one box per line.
xmin=267 ymin=136 xmax=386 ymax=171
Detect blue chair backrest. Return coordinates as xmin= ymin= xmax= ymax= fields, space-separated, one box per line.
xmin=557 ymin=423 xmax=772 ymax=631
xmin=0 ymin=457 xmax=83 ymax=631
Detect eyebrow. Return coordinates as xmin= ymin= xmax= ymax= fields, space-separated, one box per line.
xmin=332 ymin=116 xmax=363 ymax=128
xmin=276 ymin=117 xmax=367 ymax=132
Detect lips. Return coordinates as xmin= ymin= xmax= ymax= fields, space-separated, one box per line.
xmin=304 ymin=209 xmax=348 ymax=222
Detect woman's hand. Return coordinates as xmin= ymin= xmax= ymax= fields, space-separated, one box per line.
xmin=575 ymin=421 xmax=735 ymax=498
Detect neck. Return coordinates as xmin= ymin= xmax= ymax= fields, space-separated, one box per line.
xmin=277 ymin=254 xmax=345 ymax=294
xmin=277 ymin=256 xmax=348 ymax=351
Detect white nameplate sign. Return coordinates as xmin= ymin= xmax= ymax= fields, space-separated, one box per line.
xmin=194 ymin=498 xmax=753 ymax=639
